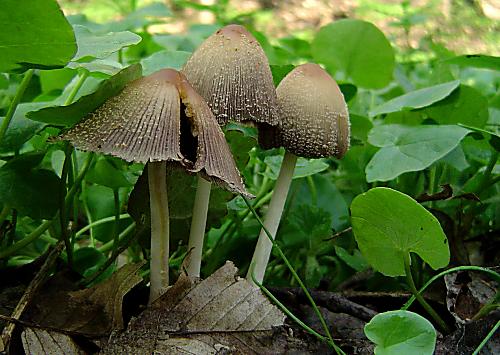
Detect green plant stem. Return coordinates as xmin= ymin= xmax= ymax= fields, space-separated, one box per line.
xmin=472 ymin=320 xmax=500 ymax=355
xmin=148 ymin=161 xmax=169 ymax=303
xmin=251 ymin=274 xmax=328 ymax=344
xmin=64 ymin=71 xmax=89 ymax=106
xmin=186 ymin=176 xmax=211 ymax=277
xmin=242 ymin=196 xmax=340 ymax=354
xmin=247 ymin=151 xmax=297 ymax=283
xmin=98 ymin=222 xmax=136 ymax=254
xmin=112 ymin=188 xmax=121 ymax=255
xmin=0 ymin=69 xmax=34 ymax=145
xmin=402 ymin=265 xmax=500 ymax=310
xmin=0 ymin=206 xmax=10 ymax=225
xmin=75 ymin=214 xmax=131 ymax=239
xmin=307 ymin=175 xmax=317 ymax=205
xmin=477 ymin=150 xmax=498 ymax=193
xmin=81 ymin=182 xmax=95 ymax=247
xmin=403 ymin=252 xmax=450 ymax=333
xmin=0 ymin=153 xmax=94 ymax=259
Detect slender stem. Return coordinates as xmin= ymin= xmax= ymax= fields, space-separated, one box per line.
xmin=98 ymin=222 xmax=136 ymax=254
xmin=75 ymin=214 xmax=131 ymax=238
xmin=403 ymin=252 xmax=450 ymax=333
xmin=402 ymin=266 xmax=500 ymax=310
xmin=186 ymin=177 xmax=212 ymax=277
xmin=0 ymin=153 xmax=94 ymax=259
xmin=242 ymin=196 xmax=340 ymax=354
xmin=307 ymin=175 xmax=317 ymax=205
xmin=0 ymin=69 xmax=34 ymax=145
xmin=64 ymin=71 xmax=89 ymax=106
xmin=81 ymin=182 xmax=95 ymax=247
xmin=112 ymin=188 xmax=121 ymax=255
xmin=148 ymin=161 xmax=169 ymax=303
xmin=472 ymin=320 xmax=500 ymax=355
xmin=247 ymin=151 xmax=297 ymax=283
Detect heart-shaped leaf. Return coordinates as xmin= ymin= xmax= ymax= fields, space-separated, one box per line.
xmin=350 ymin=187 xmax=449 ymax=276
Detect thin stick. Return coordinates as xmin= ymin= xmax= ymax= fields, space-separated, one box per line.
xmin=186 ymin=176 xmax=212 ymax=277
xmin=472 ymin=320 xmax=500 ymax=355
xmin=148 ymin=161 xmax=169 ymax=302
xmin=1 ymin=240 xmax=65 ymax=349
xmin=247 ymin=151 xmax=297 ymax=283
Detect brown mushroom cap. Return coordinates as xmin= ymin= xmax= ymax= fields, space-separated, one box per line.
xmin=268 ymin=63 xmax=350 ymax=159
xmin=181 ymin=24 xmax=279 ymax=127
xmin=61 ymin=69 xmax=252 ymax=197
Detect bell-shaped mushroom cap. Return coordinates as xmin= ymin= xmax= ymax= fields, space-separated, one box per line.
xmin=181 ymin=24 xmax=279 ymax=127
xmin=61 ymin=69 xmax=252 ymax=198
xmin=62 ymin=69 xmax=183 ymax=164
xmin=271 ymin=63 xmax=350 ymax=159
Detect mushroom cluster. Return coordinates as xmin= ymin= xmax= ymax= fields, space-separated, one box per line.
xmin=62 ymin=23 xmax=350 ymax=301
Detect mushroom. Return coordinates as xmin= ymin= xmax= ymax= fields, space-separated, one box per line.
xmin=61 ymin=69 xmax=251 ymax=301
xmin=248 ymin=63 xmax=350 ymax=284
xmin=181 ymin=24 xmax=279 ymax=277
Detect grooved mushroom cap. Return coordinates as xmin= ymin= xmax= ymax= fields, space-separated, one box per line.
xmin=181 ymin=24 xmax=279 ymax=127
xmin=266 ymin=63 xmax=350 ymax=159
xmin=61 ymin=69 xmax=252 ymax=197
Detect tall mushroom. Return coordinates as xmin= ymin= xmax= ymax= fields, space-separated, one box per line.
xmin=181 ymin=24 xmax=279 ymax=277
xmin=248 ymin=63 xmax=350 ymax=284
xmin=61 ymin=69 xmax=251 ymax=302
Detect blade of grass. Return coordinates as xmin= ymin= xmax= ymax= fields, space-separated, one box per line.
xmin=242 ymin=195 xmax=345 ymax=355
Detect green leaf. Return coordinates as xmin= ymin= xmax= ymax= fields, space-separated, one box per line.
xmin=140 ymin=50 xmax=191 ymax=75
xmin=350 ymin=187 xmax=449 ymax=276
xmin=370 ymin=80 xmax=460 ymax=117
xmin=458 ymin=123 xmax=500 ymax=151
xmin=443 ymin=54 xmax=500 ymax=70
xmin=334 ymin=246 xmax=368 ymax=271
xmin=0 ymin=154 xmax=61 ymax=219
xmin=73 ymin=247 xmax=106 ymax=277
xmin=224 ymin=130 xmax=256 ymax=172
xmin=0 ymin=0 xmax=77 ymax=72
xmin=312 ymin=19 xmax=395 ymax=89
xmin=27 ymin=64 xmax=142 ymax=126
xmin=263 ymin=155 xmax=329 ymax=180
xmin=0 ymin=103 xmax=46 ymax=153
xmin=425 ymin=85 xmax=488 ymax=127
xmin=72 ymin=25 xmax=142 ymax=61
xmin=86 ymin=157 xmax=133 ymax=188
xmin=366 ymin=124 xmax=470 ymax=182
xmin=270 ymin=65 xmax=295 ymax=86
xmin=350 ymin=114 xmax=373 ymax=142
xmin=104 ymin=2 xmax=172 ymax=32
xmin=364 ymin=310 xmax=437 ymax=355
xmin=339 ymin=83 xmax=357 ymax=102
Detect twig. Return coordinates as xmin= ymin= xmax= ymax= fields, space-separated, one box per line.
xmin=1 ymin=240 xmax=65 ymax=349
xmin=324 ymin=227 xmax=352 ymax=241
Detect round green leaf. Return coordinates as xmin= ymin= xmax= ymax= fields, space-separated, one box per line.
xmin=312 ymin=19 xmax=395 ymax=89
xmin=140 ymin=50 xmax=192 ymax=75
xmin=0 ymin=156 xmax=61 ymax=219
xmin=366 ymin=124 xmax=470 ymax=182
xmin=0 ymin=0 xmax=77 ymax=72
xmin=370 ymin=80 xmax=460 ymax=117
xmin=350 ymin=187 xmax=450 ymax=276
xmin=425 ymin=85 xmax=489 ymax=127
xmin=364 ymin=310 xmax=437 ymax=355
xmin=86 ymin=157 xmax=133 ymax=188
xmin=263 ymin=155 xmax=329 ymax=180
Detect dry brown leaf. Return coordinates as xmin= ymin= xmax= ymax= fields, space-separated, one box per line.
xmin=21 ymin=328 xmax=84 ymax=355
xmin=103 ymin=261 xmax=288 ymax=354
xmin=27 ymin=261 xmax=145 ymax=337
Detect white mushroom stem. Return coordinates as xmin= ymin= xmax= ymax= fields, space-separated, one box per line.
xmin=186 ymin=176 xmax=212 ymax=277
xmin=148 ymin=161 xmax=170 ymax=303
xmin=247 ymin=151 xmax=298 ymax=284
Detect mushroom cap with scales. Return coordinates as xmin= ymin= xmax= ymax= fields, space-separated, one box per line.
xmin=61 ymin=69 xmax=252 ymax=197
xmin=262 ymin=63 xmax=350 ymax=159
xmin=181 ymin=24 xmax=280 ymax=127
